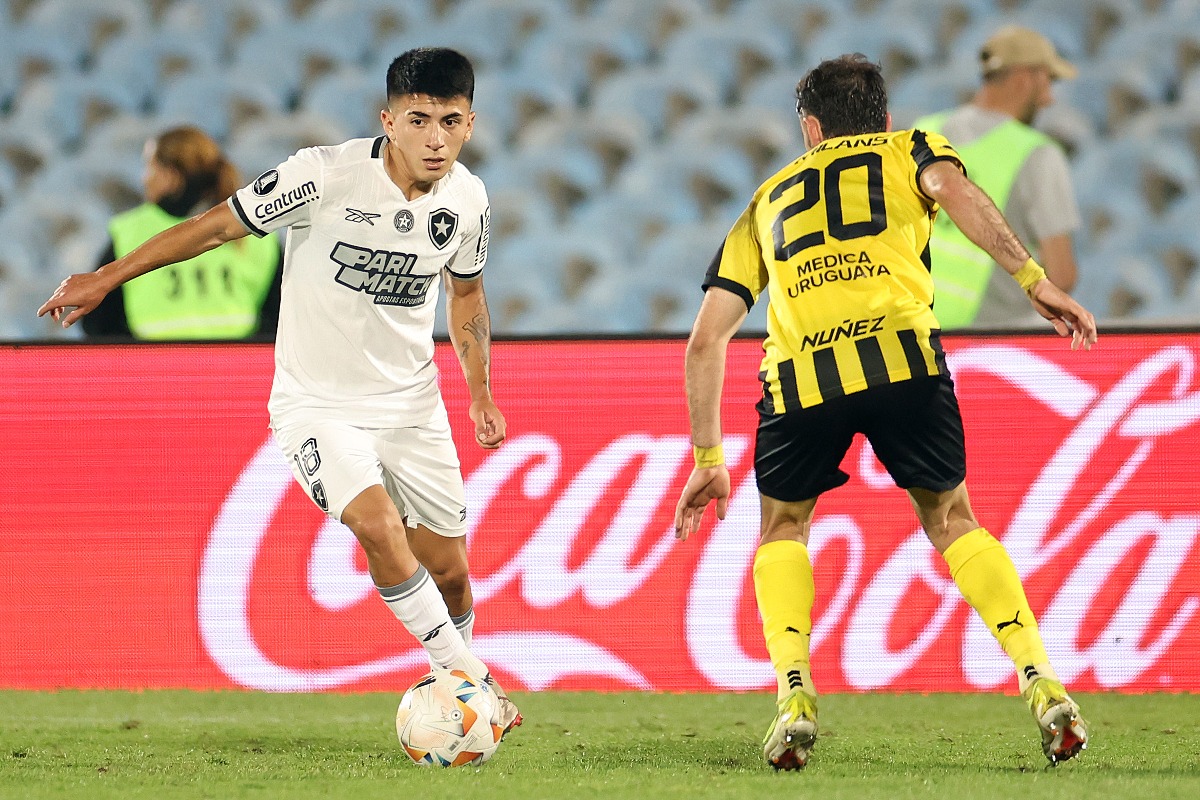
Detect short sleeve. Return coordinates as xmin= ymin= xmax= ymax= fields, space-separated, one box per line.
xmin=447 ymin=205 xmax=489 ymax=280
xmin=229 ymin=149 xmax=324 ymax=237
xmin=909 ymin=128 xmax=965 ymax=201
xmin=702 ymin=203 xmax=767 ymax=311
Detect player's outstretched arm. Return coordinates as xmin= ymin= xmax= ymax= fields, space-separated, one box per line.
xmin=674 ymin=287 xmax=748 ymax=541
xmin=919 ymin=160 xmax=1097 ymax=350
xmin=38 ymin=202 xmax=251 ymax=328
xmin=446 ymin=273 xmax=505 ymax=450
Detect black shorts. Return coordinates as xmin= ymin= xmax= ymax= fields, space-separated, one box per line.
xmin=755 ymin=374 xmax=967 ymax=502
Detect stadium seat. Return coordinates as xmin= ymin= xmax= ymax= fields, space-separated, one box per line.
xmin=469 ymin=67 xmax=579 ymax=147
xmin=516 ymin=20 xmax=651 ymax=101
xmin=169 ymin=0 xmax=291 ymax=54
xmin=15 ymin=0 xmax=152 ymax=73
xmin=516 ymin=109 xmax=652 ymax=187
xmin=887 ymin=65 xmax=978 ymax=128
xmin=483 ymin=185 xmax=559 ymax=240
xmin=739 ymin=66 xmax=806 ymax=116
xmin=0 ymin=158 xmax=14 ymax=210
xmin=303 ymin=0 xmax=429 ymax=66
xmin=730 ymin=0 xmax=847 ymax=53
xmin=1032 ymin=102 xmax=1097 ymax=159
xmin=89 ymin=30 xmax=216 ymax=111
xmin=1 ymin=0 xmax=1199 ymax=335
xmin=0 ymin=213 xmax=41 ymax=284
xmin=6 ymin=73 xmax=145 ymax=151
xmin=805 ymin=15 xmax=936 ymax=84
xmin=1055 ymin=59 xmax=1164 ymax=135
xmin=226 ymin=111 xmax=352 ymax=178
xmin=298 ymin=67 xmax=384 ymax=142
xmin=590 ymin=0 xmax=714 ymax=53
xmin=1024 ymin=0 xmax=1140 ymax=56
xmin=424 ymin=0 xmax=568 ymax=70
xmin=156 ymin=69 xmax=287 ymax=142
xmin=8 ymin=169 xmax=111 ymax=282
xmin=591 ymin=68 xmax=723 ymax=141
xmin=614 ymin=144 xmax=755 ymax=226
xmin=477 ymin=142 xmax=607 ymax=218
xmin=1085 ymin=240 xmax=1174 ymax=320
xmin=672 ymin=105 xmax=802 ymax=182
xmin=567 ymin=192 xmax=675 ymax=261
xmin=659 ymin=21 xmax=791 ymax=103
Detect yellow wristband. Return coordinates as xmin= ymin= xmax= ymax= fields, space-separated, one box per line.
xmin=693 ymin=444 xmax=725 ymax=469
xmin=1013 ymin=258 xmax=1047 ymax=294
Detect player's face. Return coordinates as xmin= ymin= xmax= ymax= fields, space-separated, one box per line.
xmin=381 ymin=93 xmax=474 ymax=187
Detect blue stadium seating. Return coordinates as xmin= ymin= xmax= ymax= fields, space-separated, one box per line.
xmin=2 ymin=0 xmax=1199 ymax=338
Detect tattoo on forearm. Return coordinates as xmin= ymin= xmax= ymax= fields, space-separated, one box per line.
xmin=462 ymin=313 xmax=489 ymax=344
xmin=456 ymin=313 xmax=490 ymax=376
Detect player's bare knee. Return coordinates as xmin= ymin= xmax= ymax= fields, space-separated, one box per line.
xmin=423 ymin=557 xmax=470 ymax=592
xmin=348 ymin=515 xmax=408 ymax=558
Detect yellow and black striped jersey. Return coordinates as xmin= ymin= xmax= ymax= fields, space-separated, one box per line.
xmin=704 ymin=128 xmax=965 ymax=412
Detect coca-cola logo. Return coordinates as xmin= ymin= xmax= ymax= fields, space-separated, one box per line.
xmin=198 ymin=345 xmax=1200 ymax=692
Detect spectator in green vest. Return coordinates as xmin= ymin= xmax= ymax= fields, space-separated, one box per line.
xmin=915 ymin=26 xmax=1080 ymax=329
xmin=83 ymin=126 xmax=282 ymax=340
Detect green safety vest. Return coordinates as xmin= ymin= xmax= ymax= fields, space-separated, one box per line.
xmin=913 ymin=112 xmax=1053 ymax=329
xmin=110 ymin=203 xmax=279 ymax=340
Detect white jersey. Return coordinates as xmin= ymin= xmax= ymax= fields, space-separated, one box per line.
xmin=229 ymin=136 xmax=490 ymax=427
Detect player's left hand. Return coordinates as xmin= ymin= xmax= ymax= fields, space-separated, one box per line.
xmin=1029 ymin=279 xmax=1098 ymax=351
xmin=469 ymin=399 xmax=506 ymax=449
xmin=37 ymin=271 xmax=114 ymax=327
xmin=674 ymin=465 xmax=731 ymax=541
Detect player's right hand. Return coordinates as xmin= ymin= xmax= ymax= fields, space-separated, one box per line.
xmin=37 ymin=271 xmax=113 ymax=327
xmin=673 ymin=465 xmax=731 ymax=541
xmin=1029 ymin=279 xmax=1098 ymax=351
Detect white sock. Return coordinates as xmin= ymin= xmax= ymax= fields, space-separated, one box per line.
xmin=427 ymin=607 xmax=476 ymax=670
xmin=453 ymin=607 xmax=475 ymax=646
xmin=377 ymin=567 xmax=487 ymax=676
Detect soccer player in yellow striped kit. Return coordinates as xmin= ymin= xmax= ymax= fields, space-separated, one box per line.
xmin=674 ymin=54 xmax=1097 ymax=770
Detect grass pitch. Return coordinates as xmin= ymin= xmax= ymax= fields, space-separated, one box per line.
xmin=2 ymin=690 xmax=1198 ymax=800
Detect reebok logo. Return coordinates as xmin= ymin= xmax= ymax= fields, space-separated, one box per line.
xmin=345 ymin=208 xmax=381 ymax=226
xmin=421 ymin=622 xmax=447 ymax=642
xmin=997 ymin=611 xmax=1024 ymax=632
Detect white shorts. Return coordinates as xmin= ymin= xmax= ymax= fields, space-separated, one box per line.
xmin=272 ymin=406 xmax=468 ymax=536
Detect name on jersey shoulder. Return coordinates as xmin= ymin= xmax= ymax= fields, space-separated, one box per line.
xmin=788 ymin=251 xmax=891 ymax=297
xmin=331 ymin=241 xmax=434 ymax=307
xmin=812 ymin=135 xmax=890 ymax=153
xmin=255 ymin=181 xmax=318 ymax=223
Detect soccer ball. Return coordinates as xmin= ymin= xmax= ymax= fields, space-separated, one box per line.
xmin=395 ymin=669 xmax=503 ymax=767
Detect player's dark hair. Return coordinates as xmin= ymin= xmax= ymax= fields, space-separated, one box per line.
xmin=386 ymin=47 xmax=475 ymax=103
xmin=795 ymin=53 xmax=888 ymax=138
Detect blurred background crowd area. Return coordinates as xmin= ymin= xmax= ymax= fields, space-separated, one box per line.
xmin=1 ymin=0 xmax=1199 ymax=339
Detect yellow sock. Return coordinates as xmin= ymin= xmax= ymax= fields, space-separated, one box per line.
xmin=943 ymin=528 xmax=1050 ymax=688
xmin=753 ymin=540 xmax=816 ymax=700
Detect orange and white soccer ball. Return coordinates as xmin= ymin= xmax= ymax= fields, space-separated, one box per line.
xmin=395 ymin=669 xmax=503 ymax=767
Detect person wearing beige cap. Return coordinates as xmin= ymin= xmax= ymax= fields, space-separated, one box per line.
xmin=915 ymin=26 xmax=1081 ymax=329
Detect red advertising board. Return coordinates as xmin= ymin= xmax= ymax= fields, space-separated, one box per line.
xmin=1 ymin=335 xmax=1198 ymax=693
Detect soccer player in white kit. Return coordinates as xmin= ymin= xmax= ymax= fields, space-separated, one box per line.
xmin=39 ymin=47 xmax=521 ymax=735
